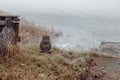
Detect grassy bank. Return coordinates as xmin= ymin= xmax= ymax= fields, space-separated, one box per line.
xmin=1 ymin=44 xmax=119 ymax=80
xmin=0 ymin=44 xmax=91 ymax=80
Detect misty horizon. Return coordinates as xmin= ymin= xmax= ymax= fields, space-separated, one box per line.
xmin=0 ymin=0 xmax=120 ymax=16
xmin=0 ymin=0 xmax=120 ymax=49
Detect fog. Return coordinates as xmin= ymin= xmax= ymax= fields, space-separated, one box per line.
xmin=0 ymin=0 xmax=120 ymax=16
xmin=0 ymin=0 xmax=120 ymax=49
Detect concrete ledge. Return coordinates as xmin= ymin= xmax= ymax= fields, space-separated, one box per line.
xmin=99 ymin=41 xmax=120 ymax=54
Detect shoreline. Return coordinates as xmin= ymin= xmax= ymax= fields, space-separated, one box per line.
xmin=0 ymin=10 xmax=120 ymax=80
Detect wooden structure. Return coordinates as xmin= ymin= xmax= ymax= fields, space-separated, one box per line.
xmin=0 ymin=15 xmax=20 ymax=44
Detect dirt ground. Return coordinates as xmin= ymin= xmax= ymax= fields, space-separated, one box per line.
xmin=80 ymin=56 xmax=120 ymax=80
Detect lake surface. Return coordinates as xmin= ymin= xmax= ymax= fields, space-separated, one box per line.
xmin=20 ymin=12 xmax=120 ymax=50
xmin=0 ymin=1 xmax=120 ymax=50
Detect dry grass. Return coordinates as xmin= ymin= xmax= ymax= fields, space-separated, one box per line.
xmin=0 ymin=44 xmax=90 ymax=80
xmin=0 ymin=45 xmax=119 ymax=80
xmin=88 ymin=50 xmax=120 ymax=59
xmin=0 ymin=44 xmax=118 ymax=80
xmin=19 ymin=18 xmax=62 ymax=45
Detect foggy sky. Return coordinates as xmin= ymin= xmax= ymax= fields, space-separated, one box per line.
xmin=0 ymin=0 xmax=120 ymax=15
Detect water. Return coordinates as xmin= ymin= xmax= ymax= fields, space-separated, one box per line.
xmin=1 ymin=10 xmax=120 ymax=50
xmin=0 ymin=0 xmax=120 ymax=50
xmin=19 ymin=13 xmax=120 ymax=50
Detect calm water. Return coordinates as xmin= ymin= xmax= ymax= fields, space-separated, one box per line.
xmin=19 ymin=12 xmax=120 ymax=50
xmin=0 ymin=0 xmax=120 ymax=50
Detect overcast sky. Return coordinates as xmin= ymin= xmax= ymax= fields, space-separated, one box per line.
xmin=0 ymin=0 xmax=120 ymax=15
